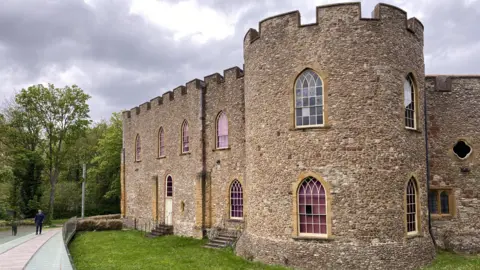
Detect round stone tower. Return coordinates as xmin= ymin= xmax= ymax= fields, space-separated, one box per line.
xmin=236 ymin=3 xmax=435 ymax=269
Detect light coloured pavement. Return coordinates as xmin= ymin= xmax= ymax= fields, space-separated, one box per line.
xmin=0 ymin=226 xmax=39 ymax=245
xmin=0 ymin=228 xmax=61 ymax=270
xmin=25 ymin=229 xmax=73 ymax=270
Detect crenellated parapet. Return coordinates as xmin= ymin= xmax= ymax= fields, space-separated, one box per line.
xmin=244 ymin=2 xmax=424 ymax=46
xmin=122 ymin=66 xmax=244 ymax=120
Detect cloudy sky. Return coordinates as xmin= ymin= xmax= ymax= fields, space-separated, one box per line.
xmin=0 ymin=0 xmax=479 ymax=121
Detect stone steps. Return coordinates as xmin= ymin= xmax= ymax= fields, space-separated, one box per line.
xmin=146 ymin=225 xmax=173 ymax=238
xmin=203 ymin=233 xmax=238 ymax=249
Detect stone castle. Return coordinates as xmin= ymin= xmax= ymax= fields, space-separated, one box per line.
xmin=120 ymin=2 xmax=480 ymax=269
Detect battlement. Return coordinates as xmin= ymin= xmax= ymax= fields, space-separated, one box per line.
xmin=122 ymin=66 xmax=244 ymax=119
xmin=244 ymin=2 xmax=423 ymax=45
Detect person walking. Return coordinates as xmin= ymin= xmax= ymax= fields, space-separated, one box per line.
xmin=11 ymin=214 xmax=17 ymax=236
xmin=34 ymin=210 xmax=45 ymax=235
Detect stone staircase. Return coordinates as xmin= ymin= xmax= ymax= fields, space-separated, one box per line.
xmin=146 ymin=224 xmax=173 ymax=238
xmin=204 ymin=230 xmax=238 ymax=249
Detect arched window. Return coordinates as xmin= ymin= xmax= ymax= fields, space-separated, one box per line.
xmin=166 ymin=175 xmax=173 ymax=197
xmin=406 ymin=177 xmax=418 ymax=234
xmin=217 ymin=111 xmax=228 ymax=149
xmin=404 ymin=74 xmax=416 ymax=129
xmin=230 ymin=180 xmax=243 ymax=219
xmin=294 ymin=69 xmax=324 ymax=127
xmin=298 ymin=176 xmax=327 ymax=235
xmin=158 ymin=127 xmax=165 ymax=157
xmin=135 ymin=134 xmax=141 ymax=161
xmin=181 ymin=120 xmax=189 ymax=153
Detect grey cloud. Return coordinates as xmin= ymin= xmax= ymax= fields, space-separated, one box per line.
xmin=0 ymin=0 xmax=479 ymax=120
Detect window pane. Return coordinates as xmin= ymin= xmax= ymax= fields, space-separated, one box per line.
xmin=440 ymin=192 xmax=449 ymax=214
xmin=428 ymin=190 xmax=438 ymax=214
xmin=316 ymin=87 xmax=322 ymax=96
xmin=296 ymin=117 xmax=302 ymax=126
xmin=303 ymin=116 xmax=309 ymax=125
xmin=310 ymin=97 xmax=316 ymax=106
xmin=302 ymin=108 xmax=310 ymax=116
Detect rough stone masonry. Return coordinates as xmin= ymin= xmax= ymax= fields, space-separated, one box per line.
xmin=120 ymin=2 xmax=480 ymax=270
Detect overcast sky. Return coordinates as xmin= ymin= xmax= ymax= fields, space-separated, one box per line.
xmin=0 ymin=0 xmax=479 ymax=121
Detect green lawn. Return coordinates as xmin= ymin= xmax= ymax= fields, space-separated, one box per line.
xmin=69 ymin=230 xmax=480 ymax=270
xmin=422 ymin=250 xmax=480 ymax=270
xmin=69 ymin=230 xmax=288 ymax=270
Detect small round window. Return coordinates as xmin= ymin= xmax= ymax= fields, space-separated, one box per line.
xmin=453 ymin=140 xmax=472 ymax=159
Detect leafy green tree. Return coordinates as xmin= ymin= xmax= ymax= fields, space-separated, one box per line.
xmin=16 ymin=84 xmax=91 ymax=222
xmin=86 ymin=113 xmax=122 ymax=215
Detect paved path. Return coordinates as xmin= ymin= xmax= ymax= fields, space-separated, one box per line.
xmin=25 ymin=229 xmax=73 ymax=270
xmin=0 ymin=226 xmax=38 ymax=245
xmin=0 ymin=228 xmax=62 ymax=270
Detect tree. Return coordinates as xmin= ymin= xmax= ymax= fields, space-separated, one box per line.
xmin=86 ymin=113 xmax=122 ymax=215
xmin=16 ymin=84 xmax=91 ymax=222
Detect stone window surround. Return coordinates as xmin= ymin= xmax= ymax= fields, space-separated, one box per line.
xmin=291 ymin=171 xmax=333 ymax=240
xmin=404 ymin=175 xmax=422 ymax=238
xmin=216 ymin=110 xmax=229 ymax=150
xmin=289 ymin=65 xmax=330 ymax=131
xmin=403 ymin=72 xmax=420 ymax=132
xmin=134 ymin=133 xmax=141 ymax=162
xmin=451 ymin=138 xmax=473 ymax=161
xmin=181 ymin=120 xmax=190 ymax=154
xmin=229 ymin=179 xmax=244 ymax=220
xmin=428 ymin=186 xmax=455 ymax=219
xmin=158 ymin=126 xmax=166 ymax=158
xmin=226 ymin=177 xmax=246 ymax=222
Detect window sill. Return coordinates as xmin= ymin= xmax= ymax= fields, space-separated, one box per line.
xmin=212 ymin=147 xmax=231 ymax=152
xmin=227 ymin=218 xmax=244 ymax=223
xmin=405 ymin=127 xmax=421 ymax=133
xmin=134 ymin=160 xmax=142 ymax=163
xmin=157 ymin=156 xmax=167 ymax=160
xmin=290 ymin=125 xmax=331 ymax=131
xmin=431 ymin=214 xmax=453 ymax=220
xmin=180 ymin=152 xmax=191 ymax=156
xmin=292 ymin=235 xmax=334 ymax=241
xmin=405 ymin=232 xmax=423 ymax=239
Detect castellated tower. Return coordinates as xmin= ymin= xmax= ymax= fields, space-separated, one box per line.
xmin=236 ymin=3 xmax=435 ymax=269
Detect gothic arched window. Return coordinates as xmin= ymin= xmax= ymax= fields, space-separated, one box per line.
xmin=217 ymin=111 xmax=228 ymax=149
xmin=230 ymin=180 xmax=243 ymax=219
xmin=135 ymin=134 xmax=141 ymax=161
xmin=181 ymin=120 xmax=189 ymax=153
xmin=404 ymin=74 xmax=416 ymax=129
xmin=158 ymin=127 xmax=165 ymax=157
xmin=406 ymin=177 xmax=419 ymax=234
xmin=294 ymin=69 xmax=324 ymax=127
xmin=298 ymin=176 xmax=327 ymax=235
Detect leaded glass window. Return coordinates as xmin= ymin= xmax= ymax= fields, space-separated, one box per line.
xmin=217 ymin=112 xmax=228 ymax=149
xmin=182 ymin=121 xmax=189 ymax=153
xmin=295 ymin=69 xmax=324 ymax=127
xmin=135 ymin=134 xmax=141 ymax=161
xmin=230 ymin=180 xmax=243 ymax=219
xmin=166 ymin=175 xmax=173 ymax=197
xmin=406 ymin=178 xmax=418 ymax=234
xmin=428 ymin=190 xmax=438 ymax=214
xmin=404 ymin=74 xmax=416 ymax=129
xmin=298 ymin=176 xmax=327 ymax=235
xmin=440 ymin=191 xmax=449 ymax=214
xmin=159 ymin=127 xmax=165 ymax=157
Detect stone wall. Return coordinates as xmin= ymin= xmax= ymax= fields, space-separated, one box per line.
xmin=238 ymin=3 xmax=435 ymax=269
xmin=122 ymin=80 xmax=204 ymax=238
xmin=204 ymin=67 xmax=246 ymax=230
xmin=426 ymin=76 xmax=480 ymax=253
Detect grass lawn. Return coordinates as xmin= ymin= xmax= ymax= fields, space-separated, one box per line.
xmin=69 ymin=230 xmax=288 ymax=270
xmin=69 ymin=230 xmax=480 ymax=270
xmin=422 ymin=250 xmax=480 ymax=270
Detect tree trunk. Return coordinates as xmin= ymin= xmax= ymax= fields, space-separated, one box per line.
xmin=47 ymin=168 xmax=60 ymax=223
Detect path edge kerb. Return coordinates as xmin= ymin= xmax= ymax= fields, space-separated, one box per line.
xmin=23 ymin=229 xmax=61 ymax=270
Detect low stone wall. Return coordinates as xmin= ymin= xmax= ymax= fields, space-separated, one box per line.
xmin=236 ymin=232 xmax=436 ymax=270
xmin=76 ymin=214 xmax=123 ymax=231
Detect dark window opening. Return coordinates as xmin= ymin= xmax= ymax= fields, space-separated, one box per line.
xmin=453 ymin=141 xmax=472 ymax=159
xmin=306 ymin=205 xmax=312 ymax=215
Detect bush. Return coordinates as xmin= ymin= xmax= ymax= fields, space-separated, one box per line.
xmin=85 ymin=214 xmax=121 ymax=220
xmin=77 ymin=218 xmax=123 ymax=231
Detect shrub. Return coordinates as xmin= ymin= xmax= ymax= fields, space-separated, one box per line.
xmin=86 ymin=214 xmax=121 ymax=220
xmin=77 ymin=218 xmax=123 ymax=231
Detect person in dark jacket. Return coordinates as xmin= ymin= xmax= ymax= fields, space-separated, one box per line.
xmin=34 ymin=210 xmax=45 ymax=235
xmin=11 ymin=214 xmax=18 ymax=236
